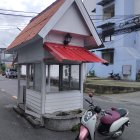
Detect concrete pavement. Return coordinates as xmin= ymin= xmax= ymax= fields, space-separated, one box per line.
xmin=0 ymin=90 xmax=77 ymax=140
xmin=0 ymin=75 xmax=140 ymax=139
xmin=103 ymin=91 xmax=140 ymax=105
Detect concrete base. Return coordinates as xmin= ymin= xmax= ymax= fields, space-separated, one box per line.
xmin=13 ymin=105 xmax=42 ymax=128
xmin=43 ymin=109 xmax=85 ymax=131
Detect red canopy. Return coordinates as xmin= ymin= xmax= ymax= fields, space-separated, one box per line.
xmin=44 ymin=42 xmax=108 ymax=63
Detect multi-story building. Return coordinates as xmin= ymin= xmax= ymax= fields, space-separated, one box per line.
xmin=83 ymin=0 xmax=140 ymax=81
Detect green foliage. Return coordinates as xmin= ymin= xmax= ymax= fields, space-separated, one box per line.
xmin=1 ymin=64 xmax=6 ymax=72
xmin=71 ymin=123 xmax=81 ymax=132
xmin=89 ymin=70 xmax=95 ymax=76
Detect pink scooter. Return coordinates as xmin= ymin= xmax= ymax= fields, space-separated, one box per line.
xmin=76 ymin=93 xmax=130 ymax=140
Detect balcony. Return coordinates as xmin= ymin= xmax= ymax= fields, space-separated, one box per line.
xmin=97 ymin=0 xmax=115 ymax=6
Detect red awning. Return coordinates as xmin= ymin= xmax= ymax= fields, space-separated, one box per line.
xmin=44 ymin=42 xmax=108 ymax=63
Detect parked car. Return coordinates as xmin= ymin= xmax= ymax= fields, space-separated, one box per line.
xmin=5 ymin=69 xmax=17 ymax=78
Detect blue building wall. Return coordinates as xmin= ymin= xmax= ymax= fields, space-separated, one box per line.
xmin=84 ymin=0 xmax=140 ymax=80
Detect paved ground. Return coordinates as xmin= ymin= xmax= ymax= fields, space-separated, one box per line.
xmin=0 ymin=89 xmax=77 ymax=140
xmin=0 ymin=75 xmax=140 ymax=140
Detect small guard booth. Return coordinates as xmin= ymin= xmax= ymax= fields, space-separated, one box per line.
xmin=6 ymin=0 xmax=107 ymax=128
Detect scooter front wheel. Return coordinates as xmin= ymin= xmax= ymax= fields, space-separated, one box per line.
xmin=75 ymin=134 xmax=91 ymax=140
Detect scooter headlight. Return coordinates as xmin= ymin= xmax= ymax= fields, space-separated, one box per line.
xmin=84 ymin=111 xmax=93 ymax=122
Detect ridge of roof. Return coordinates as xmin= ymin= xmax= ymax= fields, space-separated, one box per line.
xmin=7 ymin=0 xmax=65 ymax=51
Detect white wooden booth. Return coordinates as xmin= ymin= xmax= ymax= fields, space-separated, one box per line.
xmin=7 ymin=0 xmax=106 ymax=119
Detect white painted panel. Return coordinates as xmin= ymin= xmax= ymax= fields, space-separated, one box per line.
xmin=18 ymin=39 xmax=44 ymax=63
xmin=26 ymin=104 xmax=41 ymax=114
xmin=26 ymin=99 xmax=41 ymax=108
xmin=45 ymin=91 xmax=83 ymax=113
xmin=27 ymin=96 xmax=41 ymax=104
xmin=44 ymin=32 xmax=85 ymax=47
xmin=26 ymin=90 xmax=41 ymax=99
xmin=53 ymin=3 xmax=90 ymax=36
xmin=26 ymin=89 xmax=42 ymax=114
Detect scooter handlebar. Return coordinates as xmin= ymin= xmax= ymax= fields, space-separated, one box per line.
xmin=85 ymin=99 xmax=95 ymax=107
xmin=85 ymin=99 xmax=91 ymax=104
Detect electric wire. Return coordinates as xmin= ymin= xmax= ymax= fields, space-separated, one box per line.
xmin=0 ymin=8 xmax=38 ymax=14
xmin=0 ymin=12 xmax=34 ymax=18
xmin=91 ymin=14 xmax=140 ymax=24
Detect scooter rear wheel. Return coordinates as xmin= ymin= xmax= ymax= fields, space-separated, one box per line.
xmin=111 ymin=125 xmax=125 ymax=139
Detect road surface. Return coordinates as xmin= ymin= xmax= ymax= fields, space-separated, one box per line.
xmin=0 ymin=75 xmax=140 ymax=140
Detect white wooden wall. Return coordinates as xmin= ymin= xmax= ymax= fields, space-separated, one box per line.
xmin=45 ymin=91 xmax=83 ymax=114
xmin=26 ymin=89 xmax=42 ymax=114
xmin=26 ymin=89 xmax=83 ymax=114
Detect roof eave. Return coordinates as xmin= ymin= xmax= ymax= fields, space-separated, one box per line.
xmin=6 ymin=35 xmax=42 ymax=53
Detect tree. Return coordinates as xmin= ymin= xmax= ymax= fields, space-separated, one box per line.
xmin=1 ymin=64 xmax=6 ymax=72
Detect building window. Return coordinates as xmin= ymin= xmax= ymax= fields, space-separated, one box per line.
xmin=103 ymin=35 xmax=114 ymax=42
xmin=102 ymin=50 xmax=114 ymax=64
xmin=103 ymin=4 xmax=115 ymax=20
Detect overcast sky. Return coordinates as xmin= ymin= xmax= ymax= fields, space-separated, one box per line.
xmin=0 ymin=0 xmax=56 ymax=48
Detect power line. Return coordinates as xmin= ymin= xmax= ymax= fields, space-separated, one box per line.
xmin=91 ymin=14 xmax=140 ymax=24
xmin=0 ymin=8 xmax=38 ymax=14
xmin=0 ymin=12 xmax=34 ymax=18
xmin=0 ymin=24 xmax=27 ymax=27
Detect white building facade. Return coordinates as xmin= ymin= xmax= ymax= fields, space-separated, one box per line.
xmin=84 ymin=0 xmax=140 ymax=81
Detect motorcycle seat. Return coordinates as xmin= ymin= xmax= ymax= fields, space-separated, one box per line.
xmin=100 ymin=110 xmax=120 ymax=124
xmin=116 ymin=108 xmax=128 ymax=117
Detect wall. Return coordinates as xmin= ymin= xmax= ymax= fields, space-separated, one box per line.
xmin=44 ymin=32 xmax=85 ymax=48
xmin=26 ymin=89 xmax=42 ymax=114
xmin=53 ymin=3 xmax=90 ymax=36
xmin=18 ymin=39 xmax=44 ymax=64
xmin=84 ymin=0 xmax=140 ymax=81
xmin=45 ymin=91 xmax=83 ymax=113
xmin=44 ymin=2 xmax=92 ymax=47
xmin=93 ymin=47 xmax=137 ymax=80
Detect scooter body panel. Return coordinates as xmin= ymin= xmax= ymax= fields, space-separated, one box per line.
xmin=79 ymin=125 xmax=89 ymax=140
xmin=110 ymin=117 xmax=129 ymax=133
xmin=81 ymin=111 xmax=97 ymax=140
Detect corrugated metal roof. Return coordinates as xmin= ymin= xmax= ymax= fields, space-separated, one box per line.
xmin=44 ymin=42 xmax=108 ymax=63
xmin=7 ymin=0 xmax=65 ymax=51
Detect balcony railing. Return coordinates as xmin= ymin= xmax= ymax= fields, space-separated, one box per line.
xmin=97 ymin=0 xmax=115 ymax=6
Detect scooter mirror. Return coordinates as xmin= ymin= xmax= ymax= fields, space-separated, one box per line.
xmin=88 ymin=92 xmax=93 ymax=98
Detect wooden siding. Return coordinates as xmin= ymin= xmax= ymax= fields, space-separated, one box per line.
xmin=45 ymin=91 xmax=83 ymax=113
xmin=26 ymin=89 xmax=42 ymax=114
